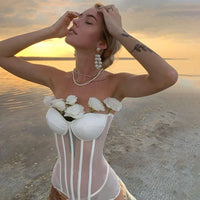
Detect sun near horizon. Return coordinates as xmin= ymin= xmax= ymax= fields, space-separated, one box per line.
xmin=16 ymin=32 xmax=198 ymax=60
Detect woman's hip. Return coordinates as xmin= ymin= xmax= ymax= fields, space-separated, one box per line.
xmin=47 ymin=185 xmax=69 ymax=200
xmin=47 ymin=180 xmax=137 ymax=200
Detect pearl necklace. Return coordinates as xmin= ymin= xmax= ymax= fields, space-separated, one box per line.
xmin=72 ymin=68 xmax=104 ymax=86
xmin=73 ymin=69 xmax=94 ymax=77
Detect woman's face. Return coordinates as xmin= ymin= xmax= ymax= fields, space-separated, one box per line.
xmin=65 ymin=7 xmax=104 ymax=49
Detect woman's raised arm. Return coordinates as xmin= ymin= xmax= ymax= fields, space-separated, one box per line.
xmin=98 ymin=5 xmax=178 ymax=99
xmin=0 ymin=11 xmax=79 ymax=88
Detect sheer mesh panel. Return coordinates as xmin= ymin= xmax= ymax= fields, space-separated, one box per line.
xmin=51 ymin=115 xmax=121 ymax=200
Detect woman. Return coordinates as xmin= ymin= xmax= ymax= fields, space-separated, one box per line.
xmin=0 ymin=3 xmax=178 ymax=200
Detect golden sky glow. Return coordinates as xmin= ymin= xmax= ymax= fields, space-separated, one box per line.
xmin=17 ymin=38 xmax=75 ymax=57
xmin=16 ymin=32 xmax=200 ymax=63
xmin=1 ymin=0 xmax=200 ymax=71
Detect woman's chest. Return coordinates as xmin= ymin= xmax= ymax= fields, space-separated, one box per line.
xmin=52 ymin=73 xmax=118 ymax=109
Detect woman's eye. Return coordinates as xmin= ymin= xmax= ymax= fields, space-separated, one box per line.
xmin=85 ymin=22 xmax=92 ymax=25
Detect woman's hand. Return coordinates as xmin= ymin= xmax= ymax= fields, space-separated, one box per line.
xmin=98 ymin=5 xmax=123 ymax=37
xmin=50 ymin=11 xmax=79 ymax=38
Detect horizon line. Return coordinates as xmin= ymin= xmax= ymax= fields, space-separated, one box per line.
xmin=19 ymin=56 xmax=189 ymax=61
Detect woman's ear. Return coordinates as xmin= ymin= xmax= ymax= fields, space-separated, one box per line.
xmin=97 ymin=39 xmax=107 ymax=51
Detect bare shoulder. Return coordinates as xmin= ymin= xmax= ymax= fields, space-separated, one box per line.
xmin=51 ymin=68 xmax=73 ymax=79
xmin=93 ymin=70 xmax=138 ymax=91
xmin=49 ymin=68 xmax=72 ymax=92
xmin=103 ymin=71 xmax=137 ymax=100
xmin=110 ymin=72 xmax=137 ymax=83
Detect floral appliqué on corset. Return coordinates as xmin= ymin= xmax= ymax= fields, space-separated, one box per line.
xmin=43 ymin=94 xmax=122 ymax=122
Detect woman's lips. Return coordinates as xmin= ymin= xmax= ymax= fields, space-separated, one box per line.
xmin=68 ymin=28 xmax=77 ymax=35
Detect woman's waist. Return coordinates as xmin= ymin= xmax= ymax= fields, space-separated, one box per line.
xmin=52 ymin=157 xmax=110 ymax=196
xmin=58 ymin=154 xmax=108 ymax=172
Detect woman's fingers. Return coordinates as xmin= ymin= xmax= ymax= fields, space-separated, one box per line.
xmin=98 ymin=4 xmax=119 ymax=16
xmin=66 ymin=11 xmax=79 ymax=19
xmin=99 ymin=4 xmax=118 ymax=13
xmin=50 ymin=10 xmax=79 ymax=38
xmin=63 ymin=11 xmax=79 ymax=24
xmin=97 ymin=5 xmax=122 ymax=37
xmin=98 ymin=6 xmax=107 ymax=15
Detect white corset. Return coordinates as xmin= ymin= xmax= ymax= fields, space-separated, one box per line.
xmin=46 ymin=107 xmax=113 ymax=141
xmin=44 ymin=96 xmax=122 ymax=200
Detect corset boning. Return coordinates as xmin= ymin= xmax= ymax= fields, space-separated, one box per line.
xmin=46 ymin=108 xmax=115 ymax=200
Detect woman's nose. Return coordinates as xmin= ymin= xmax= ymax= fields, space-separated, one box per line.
xmin=72 ymin=17 xmax=79 ymax=26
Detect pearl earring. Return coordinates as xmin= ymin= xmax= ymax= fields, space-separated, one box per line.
xmin=95 ymin=47 xmax=102 ymax=69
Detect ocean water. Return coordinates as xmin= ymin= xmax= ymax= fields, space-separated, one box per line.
xmin=1 ymin=59 xmax=200 ymax=199
xmin=0 ymin=58 xmax=199 ymax=112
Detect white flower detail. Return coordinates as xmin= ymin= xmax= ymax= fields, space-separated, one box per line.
xmin=88 ymin=97 xmax=105 ymax=112
xmin=66 ymin=95 xmax=77 ymax=105
xmin=64 ymin=104 xmax=85 ymax=119
xmin=51 ymin=98 xmax=66 ymax=112
xmin=103 ymin=97 xmax=122 ymax=112
xmin=43 ymin=95 xmax=55 ymax=107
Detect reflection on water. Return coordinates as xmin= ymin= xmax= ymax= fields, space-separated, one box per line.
xmin=0 ymin=89 xmax=50 ymax=113
xmin=0 ymin=59 xmax=199 ymax=112
xmin=178 ymin=74 xmax=200 ymax=77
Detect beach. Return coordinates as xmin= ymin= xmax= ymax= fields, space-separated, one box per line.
xmin=0 ymin=0 xmax=200 ymax=197
xmin=0 ymin=75 xmax=200 ymax=200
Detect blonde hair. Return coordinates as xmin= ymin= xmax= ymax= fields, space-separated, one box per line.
xmin=94 ymin=3 xmax=122 ymax=69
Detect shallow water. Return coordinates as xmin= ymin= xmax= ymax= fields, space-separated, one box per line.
xmin=0 ymin=58 xmax=199 ymax=111
xmin=1 ymin=59 xmax=200 ymax=200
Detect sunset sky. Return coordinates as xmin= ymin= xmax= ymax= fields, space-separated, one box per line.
xmin=0 ymin=0 xmax=199 ymax=62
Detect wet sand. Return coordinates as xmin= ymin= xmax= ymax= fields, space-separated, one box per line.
xmin=0 ymin=77 xmax=200 ymax=200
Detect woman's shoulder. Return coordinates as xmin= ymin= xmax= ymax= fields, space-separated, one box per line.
xmin=48 ymin=68 xmax=72 ymax=91
xmin=54 ymin=68 xmax=71 ymax=75
xmin=50 ymin=68 xmax=72 ymax=81
xmin=108 ymin=71 xmax=136 ymax=81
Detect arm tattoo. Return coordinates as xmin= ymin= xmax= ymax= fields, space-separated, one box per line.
xmin=121 ymin=29 xmax=133 ymax=38
xmin=121 ymin=30 xmax=157 ymax=55
xmin=131 ymin=44 xmax=157 ymax=55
